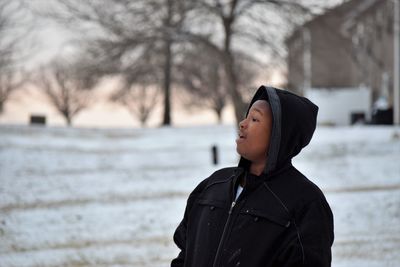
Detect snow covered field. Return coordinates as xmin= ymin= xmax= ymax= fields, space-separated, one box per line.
xmin=0 ymin=124 xmax=399 ymax=267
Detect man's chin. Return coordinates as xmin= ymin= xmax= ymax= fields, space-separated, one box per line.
xmin=236 ymin=148 xmax=249 ymax=160
xmin=235 ymin=146 xmax=242 ymax=156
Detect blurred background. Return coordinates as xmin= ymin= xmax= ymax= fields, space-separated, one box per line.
xmin=0 ymin=0 xmax=399 ymax=266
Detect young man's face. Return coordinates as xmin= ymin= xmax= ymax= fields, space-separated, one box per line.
xmin=236 ymin=100 xmax=272 ymax=164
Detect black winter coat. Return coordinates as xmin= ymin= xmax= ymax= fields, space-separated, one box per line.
xmin=171 ymin=86 xmax=334 ymax=267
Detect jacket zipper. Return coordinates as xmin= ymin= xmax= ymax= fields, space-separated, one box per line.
xmin=212 ymin=201 xmax=236 ymax=267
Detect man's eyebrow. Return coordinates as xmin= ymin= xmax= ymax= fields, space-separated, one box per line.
xmin=250 ymin=107 xmax=264 ymax=116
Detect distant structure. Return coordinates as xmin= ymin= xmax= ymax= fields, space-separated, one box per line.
xmin=286 ymin=0 xmax=396 ymax=125
xmin=30 ymin=114 xmax=46 ymax=126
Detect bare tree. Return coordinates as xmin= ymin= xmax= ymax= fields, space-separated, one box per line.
xmin=110 ymin=51 xmax=161 ymax=126
xmin=32 ymin=0 xmax=329 ymax=125
xmin=175 ymin=43 xmax=260 ymax=123
xmin=234 ymin=51 xmax=265 ymax=101
xmin=344 ymin=1 xmax=394 ymax=101
xmin=35 ymin=0 xmax=189 ymax=126
xmin=0 ymin=0 xmax=29 ymax=114
xmin=175 ymin=44 xmax=226 ymax=123
xmin=111 ymin=83 xmax=159 ymax=127
xmin=180 ymin=0 xmax=326 ymax=123
xmin=0 ymin=69 xmax=25 ymax=114
xmin=35 ymin=56 xmax=100 ymax=126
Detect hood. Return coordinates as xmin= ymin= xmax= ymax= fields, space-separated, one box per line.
xmin=238 ymin=86 xmax=318 ymax=174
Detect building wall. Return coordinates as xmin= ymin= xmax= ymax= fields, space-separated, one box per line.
xmin=287 ymin=0 xmax=395 ymax=108
xmin=305 ymin=87 xmax=371 ymax=125
xmin=287 ymin=0 xmax=362 ymax=94
xmin=309 ymin=18 xmax=359 ymax=88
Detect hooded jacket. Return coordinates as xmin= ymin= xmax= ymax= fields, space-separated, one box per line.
xmin=171 ymin=86 xmax=334 ymax=267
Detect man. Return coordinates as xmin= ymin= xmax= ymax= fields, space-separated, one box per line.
xmin=171 ymin=86 xmax=334 ymax=267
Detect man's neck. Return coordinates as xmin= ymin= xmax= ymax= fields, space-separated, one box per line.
xmin=249 ymin=161 xmax=265 ymax=176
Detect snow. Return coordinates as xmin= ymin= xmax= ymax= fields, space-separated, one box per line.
xmin=1 ymin=124 xmax=399 ymax=267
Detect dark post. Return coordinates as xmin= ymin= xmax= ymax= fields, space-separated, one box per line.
xmin=30 ymin=114 xmax=46 ymax=126
xmin=212 ymin=145 xmax=219 ymax=165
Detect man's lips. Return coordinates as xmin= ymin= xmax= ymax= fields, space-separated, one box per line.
xmin=236 ymin=132 xmax=247 ymax=143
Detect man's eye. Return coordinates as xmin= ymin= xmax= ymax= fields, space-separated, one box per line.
xmin=252 ymin=117 xmax=258 ymax=122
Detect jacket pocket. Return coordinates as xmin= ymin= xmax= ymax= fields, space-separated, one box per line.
xmin=197 ymin=198 xmax=226 ymax=210
xmin=240 ymin=208 xmax=291 ymax=228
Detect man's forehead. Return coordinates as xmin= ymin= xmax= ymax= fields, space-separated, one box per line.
xmin=249 ymin=100 xmax=271 ymax=116
xmin=251 ymin=100 xmax=270 ymax=110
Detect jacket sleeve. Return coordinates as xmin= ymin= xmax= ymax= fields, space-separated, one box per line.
xmin=170 ymin=178 xmax=209 ymax=267
xmin=277 ymin=197 xmax=334 ymax=267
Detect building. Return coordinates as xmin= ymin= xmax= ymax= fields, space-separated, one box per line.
xmin=286 ymin=0 xmax=395 ymax=124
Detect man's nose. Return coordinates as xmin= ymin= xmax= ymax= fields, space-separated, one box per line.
xmin=239 ymin=118 xmax=247 ymax=129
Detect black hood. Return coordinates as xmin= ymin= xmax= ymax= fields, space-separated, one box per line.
xmin=238 ymin=86 xmax=318 ymax=174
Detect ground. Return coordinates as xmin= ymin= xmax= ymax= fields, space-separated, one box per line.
xmin=0 ymin=124 xmax=399 ymax=267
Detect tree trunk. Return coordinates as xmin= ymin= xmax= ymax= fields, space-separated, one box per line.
xmin=215 ymin=108 xmax=223 ymax=124
xmin=162 ymin=0 xmax=173 ymax=126
xmin=162 ymin=38 xmax=172 ymax=126
xmin=224 ymin=53 xmax=247 ymax=125
xmin=222 ymin=16 xmax=247 ymax=125
xmin=140 ymin=109 xmax=149 ymax=127
xmin=66 ymin=116 xmax=72 ymax=126
xmin=140 ymin=119 xmax=147 ymax=127
xmin=0 ymin=100 xmax=3 ymax=114
xmin=64 ymin=110 xmax=72 ymax=127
